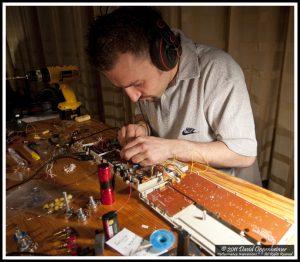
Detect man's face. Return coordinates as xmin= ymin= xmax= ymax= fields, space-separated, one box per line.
xmin=103 ymin=53 xmax=172 ymax=102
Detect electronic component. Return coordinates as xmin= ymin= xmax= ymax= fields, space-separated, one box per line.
xmin=98 ymin=163 xmax=115 ymax=205
xmin=176 ymin=229 xmax=190 ymax=256
xmin=83 ymin=138 xmax=189 ymax=192
xmin=102 ymin=211 xmax=119 ymax=240
xmin=112 ymin=160 xmax=189 ymax=192
xmin=87 ymin=196 xmax=98 ymax=210
xmin=76 ymin=208 xmax=87 ymax=222
xmin=62 ymin=191 xmax=73 ymax=219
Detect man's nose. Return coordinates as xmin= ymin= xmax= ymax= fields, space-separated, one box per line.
xmin=124 ymin=87 xmax=141 ymax=102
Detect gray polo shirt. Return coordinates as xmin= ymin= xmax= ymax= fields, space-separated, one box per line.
xmin=137 ymin=30 xmax=261 ymax=185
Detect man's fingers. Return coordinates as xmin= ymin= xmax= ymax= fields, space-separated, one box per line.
xmin=121 ymin=142 xmax=143 ymax=161
xmin=118 ymin=124 xmax=148 ymax=147
xmin=123 ymin=136 xmax=144 ymax=150
xmin=125 ymin=124 xmax=137 ymax=143
xmin=117 ymin=127 xmax=127 ymax=146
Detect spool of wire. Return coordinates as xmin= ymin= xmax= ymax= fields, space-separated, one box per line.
xmin=149 ymin=229 xmax=175 ymax=252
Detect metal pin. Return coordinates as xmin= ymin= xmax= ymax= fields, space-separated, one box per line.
xmin=203 ymin=210 xmax=207 ymax=221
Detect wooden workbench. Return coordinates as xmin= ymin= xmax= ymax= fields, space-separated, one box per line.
xmin=5 ymin=118 xmax=295 ymax=256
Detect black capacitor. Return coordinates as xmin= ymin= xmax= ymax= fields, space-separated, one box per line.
xmin=138 ymin=175 xmax=143 ymax=184
xmin=176 ymin=229 xmax=190 ymax=256
xmin=102 ymin=211 xmax=119 ymax=240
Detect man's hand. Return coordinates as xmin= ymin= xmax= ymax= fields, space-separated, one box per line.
xmin=117 ymin=123 xmax=148 ymax=146
xmin=120 ymin=137 xmax=256 ymax=168
xmin=120 ymin=136 xmax=174 ymax=166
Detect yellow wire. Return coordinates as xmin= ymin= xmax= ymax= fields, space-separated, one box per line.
xmin=190 ymin=150 xmax=209 ymax=174
xmin=173 ymin=154 xmax=177 ymax=162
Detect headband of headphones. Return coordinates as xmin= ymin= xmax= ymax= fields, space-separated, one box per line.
xmin=113 ymin=7 xmax=182 ymax=71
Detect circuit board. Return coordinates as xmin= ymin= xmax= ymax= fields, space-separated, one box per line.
xmin=170 ymin=171 xmax=293 ymax=245
xmin=145 ymin=185 xmax=193 ymax=217
xmin=83 ymin=138 xmax=189 ymax=192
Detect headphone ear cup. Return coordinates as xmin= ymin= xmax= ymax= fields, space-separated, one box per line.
xmin=150 ymin=36 xmax=178 ymax=71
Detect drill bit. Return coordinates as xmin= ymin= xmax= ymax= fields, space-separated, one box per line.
xmin=6 ymin=76 xmax=27 ymax=80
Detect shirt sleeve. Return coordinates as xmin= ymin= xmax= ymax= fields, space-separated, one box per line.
xmin=203 ymin=50 xmax=257 ymax=156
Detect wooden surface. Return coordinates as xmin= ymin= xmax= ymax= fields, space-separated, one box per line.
xmin=5 ymin=118 xmax=295 ymax=256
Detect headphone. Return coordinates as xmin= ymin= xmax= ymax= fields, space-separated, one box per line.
xmin=114 ymin=8 xmax=182 ymax=71
xmin=150 ymin=18 xmax=182 ymax=71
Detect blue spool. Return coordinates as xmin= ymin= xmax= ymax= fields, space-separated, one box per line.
xmin=150 ymin=229 xmax=175 ymax=252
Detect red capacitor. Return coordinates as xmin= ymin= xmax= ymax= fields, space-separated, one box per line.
xmin=98 ymin=163 xmax=115 ymax=205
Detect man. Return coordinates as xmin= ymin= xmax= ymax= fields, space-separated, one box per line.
xmin=86 ymin=6 xmax=262 ymax=186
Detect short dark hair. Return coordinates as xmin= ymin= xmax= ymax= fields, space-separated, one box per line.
xmin=85 ymin=6 xmax=163 ymax=71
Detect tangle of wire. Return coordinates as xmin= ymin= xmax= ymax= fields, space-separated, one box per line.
xmin=6 ymin=153 xmax=90 ymax=192
xmin=149 ymin=150 xmax=211 ymax=181
xmin=69 ymin=127 xmax=119 ymax=146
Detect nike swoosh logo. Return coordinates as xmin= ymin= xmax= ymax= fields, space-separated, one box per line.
xmin=182 ymin=128 xmax=198 ymax=136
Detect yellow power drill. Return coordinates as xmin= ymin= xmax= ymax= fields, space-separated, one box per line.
xmin=12 ymin=65 xmax=82 ymax=120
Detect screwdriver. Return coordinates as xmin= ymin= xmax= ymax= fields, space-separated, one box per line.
xmin=23 ymin=144 xmax=40 ymax=160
